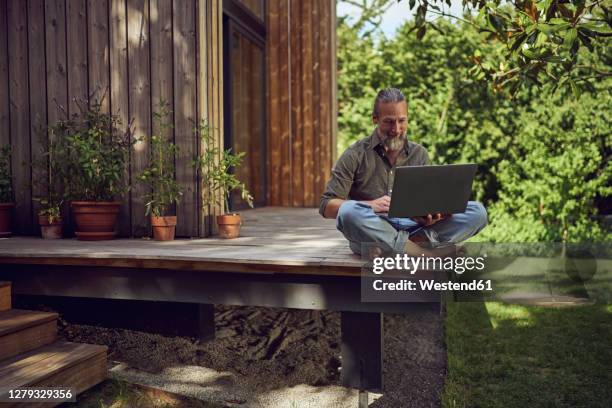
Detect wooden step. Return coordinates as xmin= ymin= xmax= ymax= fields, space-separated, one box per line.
xmin=0 ymin=340 xmax=108 ymax=408
xmin=0 ymin=281 xmax=10 ymax=311
xmin=0 ymin=309 xmax=58 ymax=361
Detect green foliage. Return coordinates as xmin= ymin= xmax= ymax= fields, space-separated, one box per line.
xmin=337 ymin=22 xmax=383 ymax=154
xmin=0 ymin=145 xmax=11 ymax=203
xmin=51 ymin=99 xmax=135 ymax=202
xmin=192 ymin=121 xmax=254 ymax=215
xmin=351 ymin=0 xmax=612 ymax=93
xmin=480 ymin=92 xmax=611 ymax=242
xmin=31 ymin=127 xmax=64 ymax=219
xmin=462 ymin=0 xmax=612 ymax=94
xmin=137 ymin=103 xmax=183 ymax=217
xmin=38 ymin=204 xmax=62 ymax=223
xmin=337 ymin=16 xmax=611 ymax=242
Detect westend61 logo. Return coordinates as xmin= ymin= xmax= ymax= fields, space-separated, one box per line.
xmin=371 ymin=253 xmax=487 ymax=275
xmin=362 ymin=243 xmax=608 ymax=303
xmin=362 ymin=253 xmax=493 ymax=301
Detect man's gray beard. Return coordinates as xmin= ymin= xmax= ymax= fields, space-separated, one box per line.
xmin=381 ymin=133 xmax=406 ymax=152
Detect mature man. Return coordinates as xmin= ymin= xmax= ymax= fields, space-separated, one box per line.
xmin=319 ymin=88 xmax=488 ymax=255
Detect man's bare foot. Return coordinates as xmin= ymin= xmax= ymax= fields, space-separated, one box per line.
xmin=409 ymin=232 xmax=429 ymax=244
xmin=367 ymin=245 xmax=384 ymax=261
xmin=404 ymin=240 xmax=459 ymax=257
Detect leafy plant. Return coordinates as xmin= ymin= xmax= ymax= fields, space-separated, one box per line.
xmin=137 ymin=102 xmax=183 ymax=217
xmin=192 ymin=120 xmax=254 ymax=215
xmin=31 ymin=127 xmax=64 ymax=221
xmin=0 ymin=145 xmax=11 ymax=203
xmin=37 ymin=203 xmax=62 ymax=223
xmin=342 ymin=0 xmax=612 ymax=94
xmin=479 ymin=91 xmax=611 ymax=243
xmin=52 ymin=99 xmax=135 ymax=201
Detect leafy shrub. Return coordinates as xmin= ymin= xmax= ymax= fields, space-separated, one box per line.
xmin=193 ymin=120 xmax=253 ymax=214
xmin=137 ymin=103 xmax=183 ymax=217
xmin=31 ymin=127 xmax=64 ymax=220
xmin=51 ymin=100 xmax=134 ymax=201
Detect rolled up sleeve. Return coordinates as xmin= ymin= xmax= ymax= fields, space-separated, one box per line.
xmin=319 ymin=149 xmax=359 ymax=216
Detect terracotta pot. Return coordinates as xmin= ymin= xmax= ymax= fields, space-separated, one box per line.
xmin=0 ymin=202 xmax=14 ymax=237
xmin=216 ymin=213 xmax=242 ymax=239
xmin=38 ymin=215 xmax=63 ymax=240
xmin=71 ymin=201 xmax=121 ymax=241
xmin=151 ymin=215 xmax=177 ymax=241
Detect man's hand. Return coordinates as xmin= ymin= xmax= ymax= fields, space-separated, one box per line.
xmin=365 ymin=195 xmax=391 ymax=213
xmin=411 ymin=213 xmax=451 ymax=226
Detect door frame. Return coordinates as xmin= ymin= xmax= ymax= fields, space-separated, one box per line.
xmin=223 ymin=0 xmax=267 ymax=209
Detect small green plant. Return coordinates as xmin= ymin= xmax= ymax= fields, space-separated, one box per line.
xmin=192 ymin=120 xmax=253 ymax=214
xmin=137 ymin=102 xmax=183 ymax=217
xmin=37 ymin=202 xmax=62 ymax=223
xmin=0 ymin=145 xmax=11 ymax=203
xmin=31 ymin=127 xmax=64 ymax=222
xmin=52 ymin=98 xmax=135 ymax=201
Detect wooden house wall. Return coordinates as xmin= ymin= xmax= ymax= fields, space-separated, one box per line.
xmin=0 ymin=0 xmax=223 ymax=237
xmin=0 ymin=0 xmax=337 ymax=237
xmin=266 ymin=0 xmax=337 ymax=207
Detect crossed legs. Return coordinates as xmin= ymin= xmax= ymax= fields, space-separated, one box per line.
xmin=336 ymin=200 xmax=488 ymax=255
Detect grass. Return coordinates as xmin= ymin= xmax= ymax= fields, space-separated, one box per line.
xmin=442 ymin=301 xmax=612 ymax=408
xmin=60 ymin=378 xmax=223 ymax=408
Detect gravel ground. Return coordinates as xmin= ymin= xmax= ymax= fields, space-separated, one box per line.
xmin=59 ymin=304 xmax=446 ymax=407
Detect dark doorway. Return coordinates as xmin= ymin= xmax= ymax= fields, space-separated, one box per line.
xmin=223 ymin=0 xmax=267 ymax=210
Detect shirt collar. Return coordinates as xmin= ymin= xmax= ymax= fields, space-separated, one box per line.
xmin=368 ymin=131 xmax=382 ymax=150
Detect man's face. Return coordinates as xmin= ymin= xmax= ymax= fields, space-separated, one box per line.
xmin=373 ymin=101 xmax=408 ymax=152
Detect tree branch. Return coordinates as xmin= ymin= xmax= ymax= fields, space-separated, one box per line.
xmin=426 ymin=8 xmax=488 ymax=31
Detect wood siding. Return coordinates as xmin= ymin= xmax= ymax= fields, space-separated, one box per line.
xmin=198 ymin=0 xmax=224 ymax=236
xmin=266 ymin=0 xmax=336 ymax=207
xmin=0 ymin=0 xmax=336 ymax=236
xmin=0 ymin=0 xmax=223 ymax=237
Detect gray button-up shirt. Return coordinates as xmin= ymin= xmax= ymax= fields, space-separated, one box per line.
xmin=319 ymin=131 xmax=430 ymax=216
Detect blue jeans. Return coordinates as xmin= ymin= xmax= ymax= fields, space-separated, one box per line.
xmin=336 ymin=200 xmax=488 ymax=255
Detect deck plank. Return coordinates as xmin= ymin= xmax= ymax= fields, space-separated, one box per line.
xmin=0 ymin=208 xmax=365 ymax=275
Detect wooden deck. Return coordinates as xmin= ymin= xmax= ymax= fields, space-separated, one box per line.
xmin=0 ymin=208 xmax=363 ymax=276
xmin=0 ymin=208 xmax=438 ymax=396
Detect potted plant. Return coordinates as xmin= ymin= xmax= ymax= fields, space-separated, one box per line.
xmin=0 ymin=145 xmax=13 ymax=237
xmin=36 ymin=200 xmax=63 ymax=239
xmin=193 ymin=120 xmax=253 ymax=239
xmin=137 ymin=103 xmax=183 ymax=241
xmin=53 ymin=98 xmax=134 ymax=240
xmin=31 ymin=129 xmax=65 ymax=239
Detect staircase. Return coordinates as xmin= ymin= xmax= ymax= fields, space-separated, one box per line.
xmin=0 ymin=281 xmax=107 ymax=407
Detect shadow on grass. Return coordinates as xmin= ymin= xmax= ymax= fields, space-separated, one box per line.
xmin=443 ymin=301 xmax=612 ymax=408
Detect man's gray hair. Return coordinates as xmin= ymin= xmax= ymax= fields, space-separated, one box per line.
xmin=372 ymin=88 xmax=406 ymax=117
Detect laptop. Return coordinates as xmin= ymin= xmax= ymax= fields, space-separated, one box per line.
xmin=387 ymin=164 xmax=477 ymax=218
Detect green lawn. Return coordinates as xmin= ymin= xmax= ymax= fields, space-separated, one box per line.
xmin=443 ymin=302 xmax=612 ymax=408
